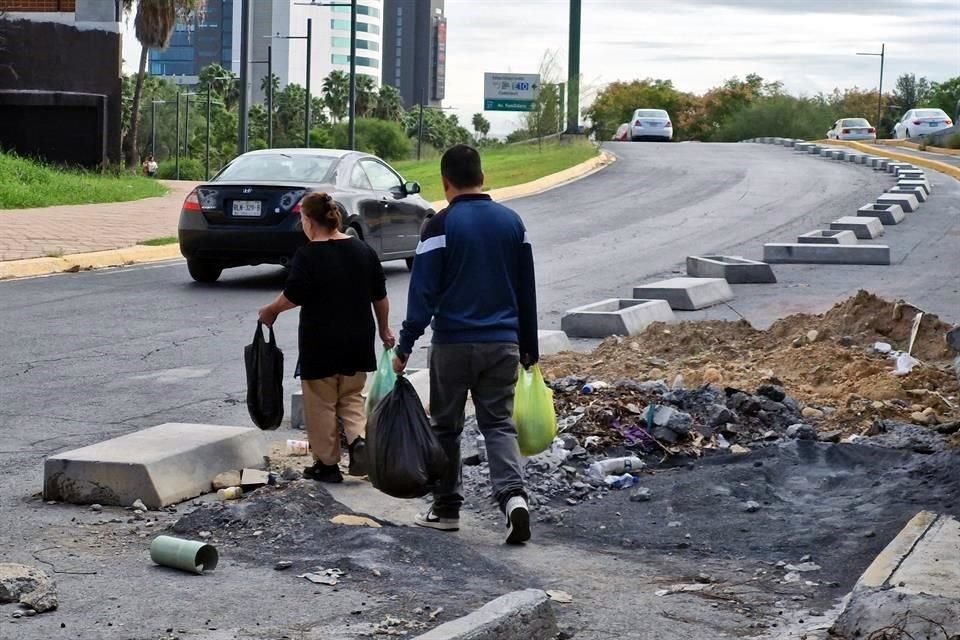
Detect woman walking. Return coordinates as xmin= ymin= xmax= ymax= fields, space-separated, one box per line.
xmin=258 ymin=192 xmax=394 ymax=483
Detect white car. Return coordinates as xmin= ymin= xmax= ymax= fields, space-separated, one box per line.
xmin=629 ymin=109 xmax=673 ymax=141
xmin=892 ymin=108 xmax=954 ymax=139
xmin=826 ymin=118 xmax=876 ymax=141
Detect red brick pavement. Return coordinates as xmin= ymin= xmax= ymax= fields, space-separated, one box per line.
xmin=0 ymin=181 xmax=197 ymax=261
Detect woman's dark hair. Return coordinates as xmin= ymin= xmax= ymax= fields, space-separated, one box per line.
xmin=299 ymin=191 xmax=342 ymax=231
xmin=440 ymin=144 xmax=483 ymax=189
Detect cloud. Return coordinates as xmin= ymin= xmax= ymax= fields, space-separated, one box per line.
xmin=672 ymin=0 xmax=955 ymax=15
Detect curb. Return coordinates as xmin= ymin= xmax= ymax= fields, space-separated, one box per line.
xmin=412 ymin=589 xmax=558 ymax=640
xmin=821 ymin=140 xmax=960 ymax=181
xmin=873 ymin=139 xmax=960 ymax=157
xmin=0 ymin=150 xmax=613 ymax=282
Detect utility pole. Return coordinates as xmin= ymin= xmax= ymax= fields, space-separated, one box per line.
xmin=305 ymin=18 xmax=313 ymax=148
xmin=206 ymin=84 xmax=212 ymax=179
xmin=565 ymin=0 xmax=581 ymax=134
xmin=856 ymin=43 xmax=885 ymax=134
xmin=238 ymin=0 xmax=251 ymax=154
xmin=348 ymin=0 xmax=357 ymax=150
xmin=267 ymin=45 xmax=274 ymax=148
xmin=175 ymin=92 xmax=181 ymax=179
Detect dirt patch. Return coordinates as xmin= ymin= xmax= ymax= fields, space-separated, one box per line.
xmin=543 ymin=291 xmax=959 ymax=436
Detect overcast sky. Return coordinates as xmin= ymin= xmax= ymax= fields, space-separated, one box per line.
xmin=123 ymin=0 xmax=960 ymax=137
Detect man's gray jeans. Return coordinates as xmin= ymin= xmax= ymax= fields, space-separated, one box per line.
xmin=428 ymin=342 xmax=526 ymax=516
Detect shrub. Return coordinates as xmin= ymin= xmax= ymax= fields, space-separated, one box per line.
xmin=712 ymin=95 xmax=836 ymax=142
xmin=331 ymin=118 xmax=411 ymax=160
xmin=157 ymin=158 xmax=206 ymax=181
xmin=947 ymin=133 xmax=960 ymax=150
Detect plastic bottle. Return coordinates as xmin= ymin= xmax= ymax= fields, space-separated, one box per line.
xmin=286 ymin=439 xmax=310 ymax=455
xmin=587 ymin=456 xmax=644 ymax=478
xmin=581 ymin=381 xmax=610 ymax=395
xmin=217 ymin=487 xmax=243 ymax=500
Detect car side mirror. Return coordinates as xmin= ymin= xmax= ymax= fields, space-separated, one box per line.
xmin=404 ymin=181 xmax=421 ymax=195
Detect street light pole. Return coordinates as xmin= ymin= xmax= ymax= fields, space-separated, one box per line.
xmin=565 ymin=0 xmax=581 ymax=134
xmin=348 ymin=0 xmax=357 ymax=150
xmin=206 ymin=84 xmax=212 ymax=179
xmin=267 ymin=45 xmax=274 ymax=148
xmin=305 ymin=18 xmax=313 ymax=148
xmin=857 ymin=43 xmax=885 ymax=134
xmin=238 ymin=0 xmax=251 ymax=154
xmin=175 ymin=92 xmax=181 ymax=180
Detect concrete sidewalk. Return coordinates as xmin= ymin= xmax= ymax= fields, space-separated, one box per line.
xmin=0 ymin=181 xmax=196 ymax=261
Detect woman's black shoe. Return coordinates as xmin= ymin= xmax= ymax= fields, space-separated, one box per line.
xmin=303 ymin=461 xmax=343 ymax=483
xmin=348 ymin=437 xmax=368 ymax=477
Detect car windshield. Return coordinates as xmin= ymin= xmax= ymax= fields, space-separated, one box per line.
xmin=214 ymin=154 xmax=337 ymax=182
xmin=842 ymin=119 xmax=870 ymax=127
xmin=915 ymin=109 xmax=947 ymax=118
xmin=636 ymin=110 xmax=668 ymax=118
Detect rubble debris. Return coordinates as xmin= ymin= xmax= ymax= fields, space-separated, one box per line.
xmin=0 ymin=564 xmax=58 ymax=613
xmin=330 ymin=514 xmax=381 ymax=528
xmin=744 ymin=501 xmax=761 ymax=513
xmin=240 ymin=469 xmax=270 ymax=490
xmin=131 ymin=498 xmax=148 ymax=512
xmin=274 ymin=561 xmax=293 ymax=571
xmin=546 ymin=590 xmax=574 ymax=604
xmin=212 ymin=471 xmax=241 ymax=490
xmin=786 ymin=424 xmax=816 ymax=440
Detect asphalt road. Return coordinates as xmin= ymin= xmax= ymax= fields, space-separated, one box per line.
xmin=1 ymin=141 xmax=959 ymax=639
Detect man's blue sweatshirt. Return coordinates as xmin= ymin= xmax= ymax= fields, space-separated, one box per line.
xmin=397 ymin=193 xmax=539 ymax=361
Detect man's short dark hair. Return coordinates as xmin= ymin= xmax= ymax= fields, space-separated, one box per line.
xmin=440 ymin=144 xmax=483 ymax=189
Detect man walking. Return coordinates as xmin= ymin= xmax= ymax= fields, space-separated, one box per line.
xmin=393 ymin=144 xmax=539 ymax=545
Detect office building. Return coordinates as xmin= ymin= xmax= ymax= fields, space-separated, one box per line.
xmin=381 ymin=0 xmax=445 ymax=109
xmin=249 ymin=0 xmax=383 ymax=105
xmin=150 ymin=0 xmax=239 ymax=83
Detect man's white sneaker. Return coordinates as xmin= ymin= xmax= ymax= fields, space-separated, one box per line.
xmin=414 ymin=508 xmax=460 ymax=531
xmin=504 ymin=496 xmax=531 ymax=544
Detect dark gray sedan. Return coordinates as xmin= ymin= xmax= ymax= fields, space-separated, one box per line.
xmin=178 ymin=148 xmax=434 ymax=282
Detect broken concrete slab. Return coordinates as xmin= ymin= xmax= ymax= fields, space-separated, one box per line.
xmin=537 ymin=330 xmax=571 ymax=355
xmin=763 ymin=243 xmax=891 ymax=265
xmin=797 ymin=229 xmax=858 ymax=245
xmin=685 ymin=255 xmax=777 ymax=284
xmin=858 ymin=203 xmax=906 ymax=225
xmin=829 ymin=216 xmax=885 ymax=240
xmin=413 ymin=589 xmax=558 ymax=640
xmin=876 ymin=192 xmax=920 ymax=213
xmin=0 ymin=564 xmax=58 ymax=613
xmin=561 ymin=298 xmax=676 ymax=338
xmin=832 ymin=511 xmax=960 ymax=638
xmin=632 ymin=277 xmax=735 ymax=311
xmin=43 ymin=423 xmax=266 ymax=509
xmin=887 ymin=185 xmax=928 ymax=202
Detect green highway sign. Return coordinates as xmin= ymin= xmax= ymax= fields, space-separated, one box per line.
xmin=484 ymin=99 xmax=537 ymax=112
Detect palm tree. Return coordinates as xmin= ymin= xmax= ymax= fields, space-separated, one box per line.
xmin=123 ymin=0 xmax=205 ymax=168
xmin=375 ymin=84 xmax=404 ymax=122
xmin=321 ymin=70 xmax=349 ymax=123
xmin=199 ymin=63 xmax=239 ymax=110
xmin=472 ymin=112 xmax=491 ymax=139
xmin=355 ymin=74 xmax=378 ymax=117
xmin=260 ymin=73 xmax=281 ymax=105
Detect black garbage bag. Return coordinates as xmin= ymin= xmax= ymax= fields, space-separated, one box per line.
xmin=367 ymin=376 xmax=447 ymax=499
xmin=244 ymin=321 xmax=284 ymax=430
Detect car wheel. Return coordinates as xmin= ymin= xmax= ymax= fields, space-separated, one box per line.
xmin=187 ymin=259 xmax=222 ymax=283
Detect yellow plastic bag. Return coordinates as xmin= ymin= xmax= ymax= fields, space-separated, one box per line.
xmin=513 ymin=365 xmax=557 ymax=456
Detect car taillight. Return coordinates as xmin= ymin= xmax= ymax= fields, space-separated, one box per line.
xmin=947 ymin=119 xmax=953 ymax=125
xmin=913 ymin=120 xmax=922 ymax=125
xmin=842 ymin=129 xmax=851 ymax=134
xmin=665 ymin=121 xmax=672 ymax=127
xmin=868 ymin=127 xmax=876 ymax=133
xmin=634 ymin=120 xmax=642 ymax=126
xmin=183 ymin=190 xmax=201 ymax=212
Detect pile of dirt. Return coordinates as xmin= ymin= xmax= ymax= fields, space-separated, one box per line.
xmin=542 ymin=291 xmax=959 ymax=436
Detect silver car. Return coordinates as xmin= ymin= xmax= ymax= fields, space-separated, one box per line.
xmin=629 ymin=109 xmax=673 ymax=141
xmin=827 ymin=118 xmax=876 ymax=141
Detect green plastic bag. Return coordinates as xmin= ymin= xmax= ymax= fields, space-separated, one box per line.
xmin=366 ymin=348 xmax=397 ymax=416
xmin=513 ymin=365 xmax=557 ymax=457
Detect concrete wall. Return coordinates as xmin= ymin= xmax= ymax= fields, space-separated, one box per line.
xmin=0 ymin=15 xmax=122 ymax=166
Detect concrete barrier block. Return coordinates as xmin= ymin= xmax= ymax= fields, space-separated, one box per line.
xmin=847 ymin=153 xmax=862 ymax=163
xmin=414 ymin=589 xmax=558 ymax=640
xmin=898 ymin=170 xmax=926 ymax=181
xmin=763 ymin=243 xmax=890 ymax=265
xmin=538 ymin=330 xmax=571 ymax=355
xmin=888 ymin=162 xmax=915 ymax=175
xmin=782 ymin=138 xmax=796 ymax=147
xmin=561 ymin=299 xmax=676 ymax=338
xmin=43 ymin=423 xmax=266 ymax=509
xmin=291 ymin=390 xmax=304 ymax=429
xmin=685 ymin=255 xmax=776 ymax=284
xmin=874 ymin=158 xmax=891 ymax=171
xmin=794 ymin=142 xmax=813 ymax=152
xmin=858 ymin=203 xmax=906 ymax=225
xmin=864 ymin=156 xmax=883 ymax=167
xmin=887 ymin=186 xmax=928 ymax=202
xmin=798 ymin=229 xmax=858 ymax=244
xmin=832 ymin=150 xmax=848 ymax=160
xmin=808 ymin=145 xmax=822 ymax=154
xmin=898 ymin=179 xmax=930 ymax=195
xmin=632 ymin=277 xmax=735 ymax=311
xmin=876 ymin=192 xmax=919 ymax=212
xmin=819 ymin=147 xmax=835 ymax=157
xmin=830 ymin=216 xmax=885 ymax=239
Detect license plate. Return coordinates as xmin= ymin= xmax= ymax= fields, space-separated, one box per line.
xmin=929 ymin=122 xmax=940 ymax=127
xmin=232 ymin=200 xmax=261 ymax=217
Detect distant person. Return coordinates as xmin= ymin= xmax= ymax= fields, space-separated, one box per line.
xmin=393 ymin=144 xmax=539 ymax=545
xmin=258 ymin=192 xmax=395 ymax=483
xmin=143 ymin=155 xmax=158 ymax=178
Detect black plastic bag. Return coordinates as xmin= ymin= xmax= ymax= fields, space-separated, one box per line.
xmin=244 ymin=322 xmax=284 ymax=430
xmin=367 ymin=376 xmax=447 ymax=499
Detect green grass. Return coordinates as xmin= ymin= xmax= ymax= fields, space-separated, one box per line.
xmin=138 ymin=236 xmax=178 ymax=246
xmin=0 ymin=153 xmax=168 ymax=210
xmin=393 ymin=140 xmax=598 ymax=202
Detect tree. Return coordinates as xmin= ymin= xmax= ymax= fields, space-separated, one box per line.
xmin=375 ymin=85 xmax=404 ymax=122
xmin=925 ymin=76 xmax=960 ymax=119
xmin=471 ymin=113 xmax=490 ymax=139
xmin=585 ymin=78 xmax=697 ymax=141
xmin=891 ymin=73 xmax=932 ymax=115
xmin=260 ymin=73 xmax=281 ymax=102
xmin=355 ymin=74 xmax=378 ymax=117
xmin=198 ymin=63 xmax=238 ymax=110
xmin=122 ymin=0 xmax=205 ymax=168
xmin=322 ymin=70 xmax=349 ymax=122
xmin=332 ymin=118 xmax=411 ymax=160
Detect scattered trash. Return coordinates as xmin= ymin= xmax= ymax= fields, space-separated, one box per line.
xmin=149 ymin=535 xmax=218 ymax=575
xmin=629 ymin=487 xmax=652 ymax=502
xmin=299 ymin=568 xmax=343 ymax=586
xmin=893 ymin=352 xmax=920 ymax=376
xmin=514 ymin=365 xmax=558 ymax=456
xmin=429 ymin=607 xmax=444 ymax=619
xmin=785 ymin=562 xmax=821 ymax=572
xmin=329 ymin=514 xmax=381 ymax=528
xmin=546 ymin=590 xmax=574 ymax=603
xmin=603 ymin=473 xmax=638 ymax=489
xmin=274 ymin=561 xmax=293 ymax=571
xmin=240 ymin=468 xmax=270 ymax=490
xmin=587 ymin=456 xmax=644 ymax=479
xmin=245 ymin=321 xmax=285 ymax=430
xmin=286 ymin=439 xmax=310 ymax=456
xmin=366 ymin=348 xmax=398 ymax=415
xmin=217 ymin=487 xmax=243 ymax=501
xmin=744 ymin=501 xmax=761 ymax=513
xmin=873 ymin=342 xmax=892 ymax=354
xmin=581 ymin=381 xmax=610 ymax=394
xmin=730 ymin=445 xmax=751 ymax=455
xmin=655 ymin=583 xmax=710 ymax=597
